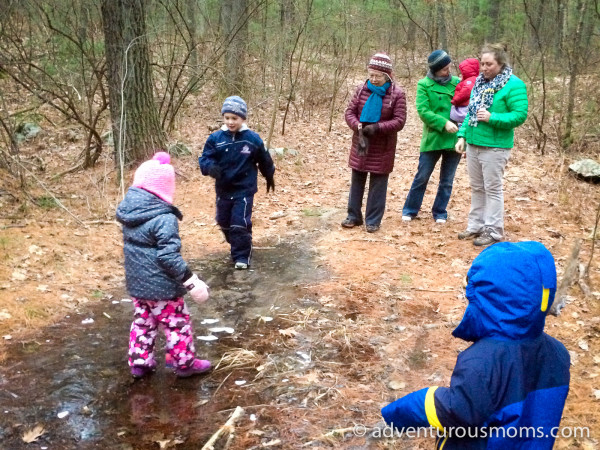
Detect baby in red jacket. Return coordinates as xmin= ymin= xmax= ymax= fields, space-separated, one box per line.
xmin=450 ymin=58 xmax=480 ymax=126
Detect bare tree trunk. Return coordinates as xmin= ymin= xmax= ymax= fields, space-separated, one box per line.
xmin=261 ymin=0 xmax=269 ymax=90
xmin=78 ymin=0 xmax=91 ymax=43
xmin=222 ymin=0 xmax=248 ymax=95
xmin=186 ymin=0 xmax=199 ymax=71
xmin=486 ymin=0 xmax=501 ymax=41
xmin=563 ymin=0 xmax=588 ymax=148
xmin=436 ymin=0 xmax=447 ymax=50
xmin=523 ymin=0 xmax=548 ymax=153
xmin=396 ymin=0 xmax=433 ymax=50
xmin=101 ymin=0 xmax=167 ymax=173
xmin=282 ymin=0 xmax=313 ymax=135
xmin=555 ymin=0 xmax=565 ymax=59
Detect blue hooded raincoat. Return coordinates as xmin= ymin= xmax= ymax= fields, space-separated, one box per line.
xmin=382 ymin=241 xmax=570 ymax=449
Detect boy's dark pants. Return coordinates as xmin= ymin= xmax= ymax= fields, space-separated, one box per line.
xmin=216 ymin=195 xmax=253 ymax=265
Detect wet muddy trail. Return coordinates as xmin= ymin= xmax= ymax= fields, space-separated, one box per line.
xmin=0 ymin=240 xmax=329 ymax=449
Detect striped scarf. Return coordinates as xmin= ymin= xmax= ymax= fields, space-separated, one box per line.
xmin=467 ymin=66 xmax=512 ymax=127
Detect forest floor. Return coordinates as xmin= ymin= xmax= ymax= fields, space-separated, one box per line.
xmin=0 ymin=77 xmax=599 ymax=449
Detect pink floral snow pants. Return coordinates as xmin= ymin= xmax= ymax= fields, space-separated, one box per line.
xmin=128 ymin=297 xmax=196 ymax=370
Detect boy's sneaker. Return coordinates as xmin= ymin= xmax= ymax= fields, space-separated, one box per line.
xmin=234 ymin=262 xmax=248 ymax=270
xmin=175 ymin=359 xmax=212 ymax=378
xmin=341 ymin=218 xmax=363 ymax=228
xmin=365 ymin=224 xmax=380 ymax=233
xmin=401 ymin=216 xmax=412 ymax=222
xmin=131 ymin=365 xmax=155 ymax=379
xmin=435 ymin=218 xmax=447 ymax=223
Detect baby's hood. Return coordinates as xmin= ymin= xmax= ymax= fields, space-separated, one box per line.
xmin=116 ymin=187 xmax=182 ymax=227
xmin=453 ymin=241 xmax=557 ymax=342
xmin=459 ymin=58 xmax=480 ymax=79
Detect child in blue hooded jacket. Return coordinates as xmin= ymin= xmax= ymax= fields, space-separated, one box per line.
xmin=382 ymin=241 xmax=570 ymax=449
xmin=199 ymin=96 xmax=275 ymax=270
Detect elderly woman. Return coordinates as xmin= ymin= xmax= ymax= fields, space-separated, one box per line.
xmin=456 ymin=43 xmax=528 ymax=246
xmin=401 ymin=49 xmax=461 ymax=224
xmin=342 ymin=52 xmax=407 ymax=233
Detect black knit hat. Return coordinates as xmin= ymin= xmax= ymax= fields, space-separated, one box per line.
xmin=428 ymin=50 xmax=452 ymax=73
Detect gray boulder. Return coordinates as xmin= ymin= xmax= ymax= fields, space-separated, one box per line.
xmin=569 ymin=159 xmax=600 ymax=183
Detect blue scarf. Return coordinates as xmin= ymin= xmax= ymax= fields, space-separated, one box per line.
xmin=467 ymin=66 xmax=512 ymax=127
xmin=360 ymin=81 xmax=390 ymax=123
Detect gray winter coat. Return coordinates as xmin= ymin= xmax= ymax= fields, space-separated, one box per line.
xmin=116 ymin=187 xmax=190 ymax=300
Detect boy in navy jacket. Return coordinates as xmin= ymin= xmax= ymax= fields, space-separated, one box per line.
xmin=199 ymin=96 xmax=275 ymax=269
xmin=382 ymin=241 xmax=570 ymax=449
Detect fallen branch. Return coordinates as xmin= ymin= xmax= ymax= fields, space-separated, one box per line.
xmin=578 ymin=263 xmax=592 ymax=297
xmin=549 ymin=239 xmax=581 ymax=316
xmin=0 ymin=224 xmax=28 ymax=230
xmin=52 ymin=161 xmax=85 ymax=179
xmin=201 ymin=405 xmax=244 ymax=450
xmin=422 ymin=320 xmax=461 ymax=330
xmin=407 ymin=287 xmax=459 ymax=293
xmin=584 ymin=200 xmax=600 ymax=278
xmin=302 ymin=426 xmax=356 ymax=447
xmin=212 ymin=372 xmax=233 ymax=398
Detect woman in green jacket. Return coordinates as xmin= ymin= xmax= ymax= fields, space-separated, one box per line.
xmin=455 ymin=43 xmax=528 ymax=246
xmin=402 ymin=50 xmax=461 ymax=223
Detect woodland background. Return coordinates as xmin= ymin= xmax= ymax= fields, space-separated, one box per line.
xmin=0 ymin=0 xmax=599 ymax=179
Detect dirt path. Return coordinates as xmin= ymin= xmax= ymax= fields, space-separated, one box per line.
xmin=1 ymin=86 xmax=599 ymax=449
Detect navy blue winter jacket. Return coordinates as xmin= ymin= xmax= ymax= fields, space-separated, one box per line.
xmin=116 ymin=187 xmax=190 ymax=300
xmin=382 ymin=242 xmax=570 ymax=449
xmin=199 ymin=124 xmax=275 ymax=199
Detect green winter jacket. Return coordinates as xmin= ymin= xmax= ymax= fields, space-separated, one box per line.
xmin=416 ymin=75 xmax=460 ymax=152
xmin=458 ymin=74 xmax=528 ymax=149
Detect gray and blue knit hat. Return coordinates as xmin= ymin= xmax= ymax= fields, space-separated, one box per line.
xmin=428 ymin=49 xmax=452 ymax=73
xmin=221 ymin=96 xmax=247 ymax=119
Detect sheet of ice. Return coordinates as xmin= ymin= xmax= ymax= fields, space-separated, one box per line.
xmin=208 ymin=327 xmax=234 ymax=334
xmin=200 ymin=318 xmax=219 ymax=325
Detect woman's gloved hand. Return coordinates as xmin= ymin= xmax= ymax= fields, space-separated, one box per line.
xmin=362 ymin=123 xmax=379 ymax=137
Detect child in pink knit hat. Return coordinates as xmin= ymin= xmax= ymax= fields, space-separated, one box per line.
xmin=116 ymin=152 xmax=212 ymax=379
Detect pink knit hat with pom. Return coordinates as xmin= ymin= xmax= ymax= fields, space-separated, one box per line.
xmin=132 ymin=151 xmax=175 ymax=204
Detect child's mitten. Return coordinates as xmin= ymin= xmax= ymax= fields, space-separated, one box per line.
xmin=208 ymin=165 xmax=222 ymax=180
xmin=266 ymin=175 xmax=275 ymax=193
xmin=183 ymin=274 xmax=209 ymax=303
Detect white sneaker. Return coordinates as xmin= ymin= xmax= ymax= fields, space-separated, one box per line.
xmin=435 ymin=218 xmax=447 ymax=223
xmin=234 ymin=262 xmax=248 ymax=270
xmin=402 ymin=216 xmax=412 ymax=222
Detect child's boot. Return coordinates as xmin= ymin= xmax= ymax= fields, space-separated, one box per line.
xmin=131 ymin=365 xmax=155 ymax=379
xmin=175 ymin=359 xmax=212 ymax=378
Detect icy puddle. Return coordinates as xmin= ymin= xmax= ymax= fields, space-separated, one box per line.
xmin=0 ymin=241 xmax=327 ymax=449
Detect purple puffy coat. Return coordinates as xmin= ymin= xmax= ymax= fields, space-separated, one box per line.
xmin=345 ymin=82 xmax=407 ymax=174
